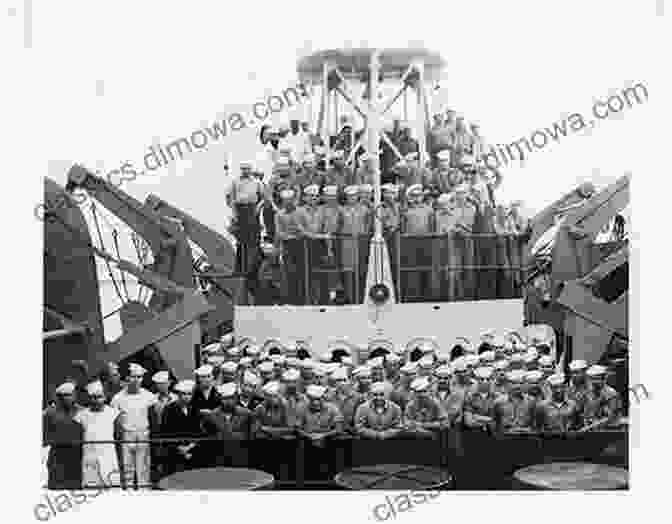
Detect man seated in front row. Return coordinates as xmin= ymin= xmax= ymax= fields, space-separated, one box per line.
xmin=403 ymin=377 xmax=448 ymax=438
xmin=354 ymin=381 xmax=402 ymax=440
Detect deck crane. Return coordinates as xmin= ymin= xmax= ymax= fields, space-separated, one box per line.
xmin=524 ymin=174 xmax=629 ymax=366
xmin=65 ymin=164 xmax=195 ymax=314
xmin=144 ymin=194 xmax=249 ymax=339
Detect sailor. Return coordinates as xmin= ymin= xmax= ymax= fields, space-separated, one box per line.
xmin=538 ymin=355 xmax=555 ymax=378
xmin=385 ymin=352 xmax=402 ymax=384
xmin=274 ymin=188 xmax=306 ymax=304
xmin=239 ymin=371 xmax=264 ymax=413
xmin=160 ymin=380 xmax=202 ymax=475
xmin=451 ymin=116 xmax=472 ymax=166
xmin=297 ymin=384 xmax=344 ymax=443
xmin=450 ymin=183 xmax=478 ymax=300
xmin=390 ymin=362 xmax=417 ymax=412
xmin=368 ymin=356 xmax=387 ymax=383
xmin=354 ymin=381 xmax=403 ymax=440
xmin=330 ymin=367 xmax=363 ymax=433
xmin=567 ymin=359 xmax=590 ymax=414
xmin=318 ymin=184 xmax=345 ymax=301
xmin=219 ymin=361 xmax=238 ymax=386
xmin=352 ymin=365 xmax=373 ymax=396
xmin=148 ymin=370 xmax=175 ymax=482
xmin=381 ymin=184 xmax=401 ymax=234
xmin=262 ymin=156 xmax=297 ymax=242
xmin=110 ymin=363 xmax=156 ymax=489
xmin=192 ymin=364 xmax=222 ymax=413
xmin=582 ymin=365 xmax=622 ymax=428
xmin=254 ymin=381 xmax=293 ymax=439
xmin=258 ymin=361 xmax=275 ymax=385
xmin=492 ymin=359 xmax=510 ymax=396
xmin=296 ymin=183 xmax=330 ymax=303
xmin=537 ymin=374 xmax=579 ymax=432
xmin=524 ymin=370 xmax=547 ymax=405
xmin=226 ymin=345 xmax=242 ymax=364
xmin=228 ymin=160 xmax=265 ymax=275
xmin=201 ymin=383 xmax=253 ymax=467
xmin=401 ymin=183 xmax=434 ymax=299
xmin=74 ymin=381 xmax=121 ymax=488
xmin=359 ymin=184 xmax=374 ymax=210
xmin=433 ymin=150 xmax=462 ymax=194
xmin=463 ymin=367 xmax=497 ymax=431
xmin=299 ymin=359 xmax=316 ymax=389
xmin=450 ymin=357 xmax=476 ymax=398
xmin=43 ymin=382 xmax=84 ymax=489
xmin=295 ymin=154 xmax=325 ymax=189
xmin=281 ymin=368 xmax=308 ymax=428
xmin=402 ymin=377 xmax=447 ymax=438
xmin=417 ymin=355 xmax=435 ymax=379
xmin=432 ymin=365 xmax=464 ymax=427
xmin=100 ymin=362 xmax=123 ymax=404
xmin=356 ymin=153 xmax=376 ymax=186
xmin=340 ymin=185 xmax=371 ymax=303
xmin=324 ymin=150 xmax=355 ymax=193
xmin=492 ymin=370 xmax=536 ymax=433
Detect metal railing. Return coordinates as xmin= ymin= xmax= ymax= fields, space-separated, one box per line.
xmin=267 ymin=232 xmax=527 ymax=305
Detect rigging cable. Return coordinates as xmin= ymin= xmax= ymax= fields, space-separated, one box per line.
xmin=89 ymin=202 xmax=125 ymax=303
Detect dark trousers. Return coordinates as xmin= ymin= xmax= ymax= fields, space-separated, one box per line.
xmin=235 ymin=203 xmax=260 ymax=275
xmin=282 ymin=239 xmax=306 ymax=305
xmin=47 ymin=447 xmax=82 ymax=490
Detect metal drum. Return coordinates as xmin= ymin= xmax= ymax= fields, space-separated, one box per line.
xmin=512 ymin=462 xmax=628 ymax=490
xmin=334 ymin=464 xmax=454 ymax=490
xmin=158 ymin=467 xmax=274 ymax=490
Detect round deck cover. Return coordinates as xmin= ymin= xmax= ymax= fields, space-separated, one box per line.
xmin=514 ymin=462 xmax=628 ymax=490
xmin=158 ymin=468 xmax=274 ymax=490
xmin=334 ymin=464 xmax=453 ymax=490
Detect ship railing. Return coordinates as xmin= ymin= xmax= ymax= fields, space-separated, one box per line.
xmin=271 ymin=232 xmax=528 ymax=305
xmin=44 ymin=425 xmax=626 ymax=489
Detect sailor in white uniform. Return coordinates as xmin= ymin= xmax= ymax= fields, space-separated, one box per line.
xmin=74 ymin=381 xmax=121 ymax=488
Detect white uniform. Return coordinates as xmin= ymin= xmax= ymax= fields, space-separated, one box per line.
xmin=111 ymin=388 xmax=156 ymax=488
xmin=75 ymin=406 xmax=121 ymax=487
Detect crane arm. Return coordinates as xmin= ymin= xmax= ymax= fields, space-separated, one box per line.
xmin=144 ymin=194 xmax=236 ymax=274
xmin=65 ymin=165 xmax=195 ymax=290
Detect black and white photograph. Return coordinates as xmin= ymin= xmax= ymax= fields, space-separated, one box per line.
xmin=6 ymin=0 xmax=667 ymax=521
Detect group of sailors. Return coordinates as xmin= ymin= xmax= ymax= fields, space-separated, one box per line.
xmin=227 ymin=114 xmax=530 ymax=305
xmin=43 ymin=330 xmax=623 ymax=490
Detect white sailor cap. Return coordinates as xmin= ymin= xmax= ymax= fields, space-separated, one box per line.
xmin=270 ymin=354 xmax=286 ymax=365
xmin=275 ymin=157 xmax=290 ymax=167
xmin=437 ymin=193 xmax=452 ymax=206
xmin=410 ymin=376 xmax=431 ymax=392
xmin=381 ymin=183 xmax=395 ymax=193
xmin=258 ymin=361 xmax=274 ymax=373
xmin=55 ymin=382 xmax=76 ymax=395
xmin=331 ymin=367 xmax=348 ymax=381
xmin=299 ymin=359 xmax=315 ymax=369
xmin=494 ymin=359 xmax=510 ymax=371
xmin=461 ymin=155 xmax=475 ymax=165
xmin=451 ymin=357 xmax=468 ymax=373
xmin=242 ymin=371 xmax=260 ymax=386
xmin=474 ymin=366 xmax=494 ymax=380
xmin=400 ymin=362 xmax=418 ymax=375
xmin=208 ymin=355 xmax=225 ymax=367
xmin=344 ymin=185 xmax=359 ymax=196
xmin=220 ymin=333 xmax=234 ymax=346
xmin=368 ymin=356 xmax=384 ymax=368
xmin=525 ymin=370 xmax=544 ymax=384
xmin=480 ymin=351 xmax=496 ymax=362
xmin=455 ymin=183 xmax=470 ymax=193
xmin=418 ymin=356 xmax=434 ymax=369
xmin=386 ymin=353 xmax=401 ymax=364
xmin=227 ymin=346 xmax=241 ymax=357
xmin=538 ymin=355 xmax=554 ymax=368
xmin=547 ymin=373 xmax=566 ymax=387
xmin=370 ymin=381 xmax=387 ymax=394
xmin=202 ymin=342 xmax=222 ymax=354
xmin=280 ymin=189 xmax=295 ymax=200
xmin=220 ymin=361 xmax=238 ymax=373
xmin=194 ymin=364 xmax=214 ymax=377
xmin=304 ymin=184 xmax=319 ymax=196
xmin=341 ymin=356 xmax=354 ymax=366
xmin=586 ymin=365 xmax=608 ymax=377
xmin=406 ymin=184 xmax=423 ymax=196
xmin=217 ymin=382 xmax=238 ymax=397
xmin=152 ymin=371 xmax=170 ymax=384
xmin=86 ymin=381 xmax=105 ymax=396
xmin=323 ymin=185 xmax=338 ymax=197
xmin=464 ymin=354 xmax=480 ymax=368
xmin=246 ymin=345 xmax=260 ymax=356
xmin=286 ymin=356 xmax=301 ymax=368
xmin=239 ymin=161 xmax=253 ymax=169
xmin=128 ymin=363 xmax=146 ymax=376
xmin=282 ymin=369 xmax=300 ymax=381
xmin=262 ymin=381 xmax=281 ymax=396
xmin=523 ymin=351 xmax=538 ymax=364
xmin=303 ymin=153 xmax=316 ymax=163
xmin=506 ymin=370 xmax=526 ymax=383
xmin=360 ymin=184 xmax=373 ymax=194
xmin=174 ymin=380 xmax=195 ymax=393
xmin=435 ymin=364 xmax=452 ymax=378
xmin=569 ymin=360 xmax=588 ymax=372
xmin=239 ymin=356 xmax=253 ymax=367
xmin=306 ymin=384 xmax=327 ymax=399
xmin=352 ymin=366 xmax=372 ymax=378
xmin=436 ymin=351 xmax=451 ymax=363
xmin=437 ymin=150 xmax=452 ymax=162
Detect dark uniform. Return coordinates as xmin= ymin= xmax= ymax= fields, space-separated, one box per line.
xmin=160 ymin=402 xmax=203 ymax=475
xmin=43 ymin=406 xmax=84 ymax=489
xmin=401 ymin=199 xmax=434 ymax=300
